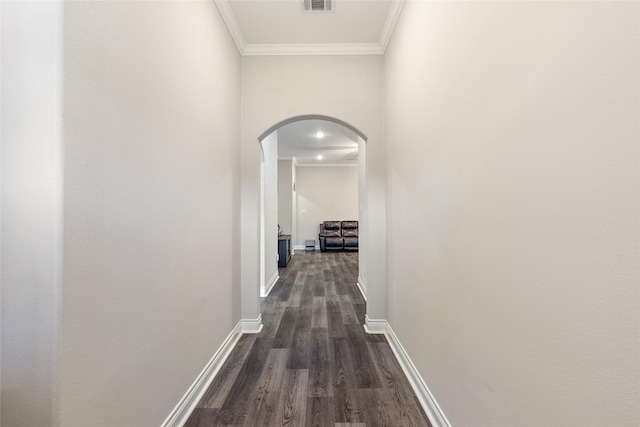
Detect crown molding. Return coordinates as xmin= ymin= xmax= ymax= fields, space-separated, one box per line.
xmin=216 ymin=0 xmax=405 ymax=57
xmin=295 ymin=163 xmax=358 ymax=167
xmin=379 ymin=0 xmax=405 ymax=53
xmin=215 ymin=0 xmax=246 ymax=54
xmin=242 ymin=43 xmax=383 ymax=56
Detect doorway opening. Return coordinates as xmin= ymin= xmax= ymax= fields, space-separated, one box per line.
xmin=258 ymin=115 xmax=367 ymax=300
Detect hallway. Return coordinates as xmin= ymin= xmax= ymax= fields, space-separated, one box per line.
xmin=185 ymin=252 xmax=431 ymax=427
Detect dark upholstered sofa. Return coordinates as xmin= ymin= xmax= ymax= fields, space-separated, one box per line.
xmin=318 ymin=221 xmax=358 ymax=252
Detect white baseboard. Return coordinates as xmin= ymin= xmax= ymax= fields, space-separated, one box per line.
xmin=241 ymin=315 xmax=264 ymax=334
xmin=384 ymin=322 xmax=451 ymax=427
xmin=161 ymin=321 xmax=243 ymax=427
xmin=364 ymin=314 xmax=386 ymax=334
xmin=356 ymin=276 xmax=367 ymax=301
xmin=262 ymin=271 xmax=279 ymax=297
xmin=293 ymin=244 xmax=319 ymax=251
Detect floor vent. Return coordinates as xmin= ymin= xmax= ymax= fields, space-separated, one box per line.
xmin=302 ymin=0 xmax=334 ymax=12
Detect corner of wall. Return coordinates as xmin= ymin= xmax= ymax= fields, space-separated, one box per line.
xmin=383 ymin=321 xmax=451 ymax=427
xmin=364 ymin=316 xmax=452 ymax=427
xmin=241 ymin=315 xmax=264 ymax=334
xmin=161 ymin=322 xmax=243 ymax=427
xmin=357 ymin=276 xmax=368 ymax=301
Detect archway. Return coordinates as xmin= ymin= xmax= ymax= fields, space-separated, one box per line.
xmin=259 ymin=114 xmax=368 ymax=142
xmin=257 ymin=114 xmax=368 ymax=316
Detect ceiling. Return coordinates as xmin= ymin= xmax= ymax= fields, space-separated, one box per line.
xmin=276 ymin=120 xmax=359 ymax=166
xmin=216 ymin=0 xmax=402 ymax=165
xmin=216 ymin=0 xmax=404 ymax=55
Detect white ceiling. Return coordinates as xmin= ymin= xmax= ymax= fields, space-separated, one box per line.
xmin=229 ymin=1 xmax=390 ymax=45
xmin=216 ymin=0 xmax=404 ymax=55
xmin=276 ymin=120 xmax=359 ymax=166
xmin=217 ymin=0 xmax=400 ymax=165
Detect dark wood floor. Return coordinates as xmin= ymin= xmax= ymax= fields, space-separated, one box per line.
xmin=185 ymin=251 xmax=431 ymax=427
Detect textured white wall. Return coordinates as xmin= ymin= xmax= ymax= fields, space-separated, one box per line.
xmin=385 ymin=2 xmax=639 ymax=426
xmin=62 ymin=2 xmax=240 ymax=425
xmin=357 ymin=137 xmax=367 ymax=289
xmin=295 ymin=166 xmax=358 ymax=248
xmin=261 ymin=132 xmax=279 ymax=292
xmin=278 ymin=160 xmax=293 ymax=236
xmin=292 ymin=161 xmax=298 ymax=250
xmin=1 ymin=3 xmax=63 ymax=425
xmin=241 ymin=55 xmax=385 ymax=320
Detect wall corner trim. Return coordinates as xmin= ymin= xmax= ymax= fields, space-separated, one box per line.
xmin=379 ymin=0 xmax=405 ymax=53
xmin=262 ymin=272 xmax=279 ymax=297
xmin=161 ymin=321 xmax=243 ymax=427
xmin=363 ymin=317 xmax=451 ymax=427
xmin=214 ymin=0 xmax=246 ymax=53
xmin=384 ymin=322 xmax=452 ymax=427
xmin=241 ymin=315 xmax=264 ymax=334
xmin=356 ymin=276 xmax=368 ymax=301
xmin=364 ymin=315 xmax=386 ymax=334
xmin=242 ymin=43 xmax=383 ymax=56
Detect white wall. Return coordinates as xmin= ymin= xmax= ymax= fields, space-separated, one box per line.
xmin=384 ymin=2 xmax=639 ymax=426
xmin=1 ymin=3 xmax=63 ymax=425
xmin=278 ymin=159 xmax=293 ymax=236
xmin=261 ymin=132 xmax=278 ymax=293
xmin=61 ymin=2 xmax=241 ymax=426
xmin=241 ymin=55 xmax=385 ymax=321
xmin=295 ymin=166 xmax=358 ymax=249
xmin=292 ymin=162 xmax=298 ymax=251
xmin=357 ymin=137 xmax=367 ymax=289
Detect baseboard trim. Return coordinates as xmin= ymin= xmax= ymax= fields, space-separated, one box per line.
xmin=241 ymin=315 xmax=264 ymax=334
xmin=364 ymin=315 xmax=386 ymax=334
xmin=262 ymin=271 xmax=279 ymax=297
xmin=384 ymin=322 xmax=451 ymax=427
xmin=356 ymin=276 xmax=367 ymax=301
xmin=161 ymin=321 xmax=243 ymax=427
xmin=293 ymin=244 xmax=319 ymax=251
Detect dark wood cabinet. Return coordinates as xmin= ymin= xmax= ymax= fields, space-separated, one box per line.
xmin=278 ymin=235 xmax=291 ymax=268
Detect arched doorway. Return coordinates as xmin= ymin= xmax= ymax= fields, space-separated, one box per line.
xmin=259 ymin=114 xmax=368 ymax=141
xmin=257 ymin=114 xmax=368 ymax=317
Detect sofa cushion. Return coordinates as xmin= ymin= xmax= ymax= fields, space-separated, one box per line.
xmin=344 ymin=236 xmax=358 ymax=247
xmin=325 ymin=236 xmax=344 ymax=248
xmin=342 ymin=229 xmax=358 ymax=237
xmin=341 ymin=221 xmax=358 ymax=229
xmin=324 ymin=221 xmax=341 ymax=230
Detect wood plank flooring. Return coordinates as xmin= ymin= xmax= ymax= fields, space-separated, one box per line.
xmin=185 ymin=251 xmax=431 ymax=427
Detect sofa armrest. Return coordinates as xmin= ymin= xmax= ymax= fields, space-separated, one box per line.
xmin=319 ymin=236 xmax=327 ymax=252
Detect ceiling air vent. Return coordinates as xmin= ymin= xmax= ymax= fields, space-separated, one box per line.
xmin=302 ymin=0 xmax=333 ymax=12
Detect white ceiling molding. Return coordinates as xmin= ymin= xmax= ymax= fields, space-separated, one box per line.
xmin=280 ymin=156 xmax=356 ymax=167
xmin=296 ymin=163 xmax=358 ymax=167
xmin=216 ymin=0 xmax=404 ymax=56
xmin=242 ymin=43 xmax=383 ymax=56
xmin=379 ymin=0 xmax=405 ymax=53
xmin=215 ymin=0 xmax=246 ymax=54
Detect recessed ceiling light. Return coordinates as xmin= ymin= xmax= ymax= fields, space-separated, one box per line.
xmin=316 ymin=155 xmax=323 ymax=160
xmin=315 ymin=131 xmax=324 ymax=139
